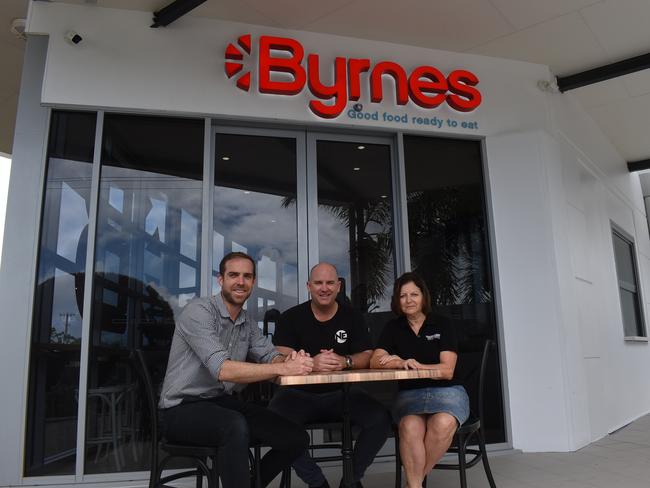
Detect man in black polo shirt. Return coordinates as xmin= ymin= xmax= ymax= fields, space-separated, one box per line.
xmin=269 ymin=263 xmax=391 ymax=488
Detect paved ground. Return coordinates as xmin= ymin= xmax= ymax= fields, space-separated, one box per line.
xmin=273 ymin=413 xmax=650 ymax=488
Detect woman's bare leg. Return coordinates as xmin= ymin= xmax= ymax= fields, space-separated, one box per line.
xmin=399 ymin=415 xmax=427 ymax=488
xmin=422 ymin=413 xmax=457 ymax=476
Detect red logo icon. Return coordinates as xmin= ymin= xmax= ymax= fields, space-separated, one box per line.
xmin=224 ymin=34 xmax=482 ymax=118
xmin=224 ymin=34 xmax=251 ymax=91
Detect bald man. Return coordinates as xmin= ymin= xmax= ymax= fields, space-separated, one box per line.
xmin=269 ymin=263 xmax=391 ymax=488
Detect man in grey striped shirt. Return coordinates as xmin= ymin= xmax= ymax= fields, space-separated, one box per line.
xmin=159 ymin=252 xmax=313 ymax=488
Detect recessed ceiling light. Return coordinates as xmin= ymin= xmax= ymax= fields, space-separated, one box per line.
xmin=222 ymin=156 xmax=230 ymax=161
xmin=271 ymin=219 xmax=277 ymax=223
xmin=380 ymin=195 xmax=388 ymax=199
xmin=353 ymin=167 xmax=361 ymax=171
xmin=357 ymin=145 xmax=365 ymax=150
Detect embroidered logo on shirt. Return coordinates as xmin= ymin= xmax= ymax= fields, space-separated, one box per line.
xmin=335 ymin=330 xmax=348 ymax=344
xmin=425 ymin=333 xmax=441 ymax=341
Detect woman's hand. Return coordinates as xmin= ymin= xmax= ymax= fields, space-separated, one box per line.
xmin=402 ymin=358 xmax=424 ymax=370
xmin=378 ymin=354 xmax=403 ymax=366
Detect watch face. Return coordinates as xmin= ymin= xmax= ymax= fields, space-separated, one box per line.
xmin=345 ymin=356 xmax=353 ymax=369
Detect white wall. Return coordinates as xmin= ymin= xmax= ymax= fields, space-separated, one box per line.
xmin=0 ymin=35 xmax=50 ymax=486
xmin=8 ymin=0 xmax=649 ymax=462
xmin=546 ymin=92 xmax=650 ymax=444
xmin=0 ymin=154 xmax=11 ymax=264
xmin=485 ymin=129 xmax=573 ymax=451
xmin=486 ymin=89 xmax=650 ymax=452
xmin=26 ymin=1 xmax=550 ymax=139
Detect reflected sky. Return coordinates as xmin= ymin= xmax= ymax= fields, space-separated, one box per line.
xmin=213 ymin=186 xmax=298 ymax=302
xmin=50 ymin=269 xmax=82 ymax=342
xmin=36 ymin=157 xmax=92 ymax=343
xmin=95 ymin=166 xmax=202 ymax=318
xmin=56 ymin=182 xmax=88 ymax=263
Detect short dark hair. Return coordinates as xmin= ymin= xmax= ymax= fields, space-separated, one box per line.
xmin=219 ymin=252 xmax=256 ymax=277
xmin=390 ymin=272 xmax=432 ymax=316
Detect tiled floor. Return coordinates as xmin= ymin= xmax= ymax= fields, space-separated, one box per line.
xmin=276 ymin=414 xmax=650 ymax=488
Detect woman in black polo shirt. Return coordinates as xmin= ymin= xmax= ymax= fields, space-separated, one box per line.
xmin=370 ymin=272 xmax=469 ymax=488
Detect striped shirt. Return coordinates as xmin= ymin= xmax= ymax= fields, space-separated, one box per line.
xmin=159 ymin=294 xmax=281 ymax=409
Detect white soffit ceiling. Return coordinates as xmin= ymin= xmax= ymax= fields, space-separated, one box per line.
xmin=1 ymin=0 xmax=649 ymax=162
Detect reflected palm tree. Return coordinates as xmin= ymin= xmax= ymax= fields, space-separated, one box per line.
xmin=407 ymin=188 xmax=491 ymax=306
xmin=283 ymin=196 xmax=393 ymax=312
xmin=282 ymin=185 xmax=490 ymax=311
xmin=322 ymin=200 xmax=393 ymax=312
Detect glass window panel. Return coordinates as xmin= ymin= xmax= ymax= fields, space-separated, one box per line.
xmin=179 ymin=261 xmax=196 ymax=289
xmin=258 ymin=255 xmax=277 ymax=292
xmin=212 ymin=230 xmax=225 ymax=288
xmin=612 ymin=230 xmax=645 ymax=337
xmin=213 ymin=132 xmax=299 ymax=321
xmin=103 ymin=250 xmax=120 ymax=280
xmin=403 ymin=135 xmax=505 ymax=444
xmin=25 ymin=110 xmax=96 ymax=476
xmin=56 ymin=182 xmax=89 ymax=262
xmin=316 ymin=140 xmax=394 ymax=313
xmin=180 ymin=208 xmax=198 ymax=259
xmin=108 ymin=186 xmax=124 ymax=213
xmin=620 ymin=289 xmax=642 ymax=337
xmin=232 ymin=241 xmax=247 ymax=253
xmin=613 ymin=232 xmax=637 ymax=290
xmin=85 ymin=114 xmax=203 ymax=474
xmin=282 ymin=263 xmax=298 ymax=298
xmin=145 ymin=197 xmax=166 ymax=242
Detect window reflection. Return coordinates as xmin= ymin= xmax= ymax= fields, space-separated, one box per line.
xmin=316 ymin=140 xmax=394 ymax=313
xmin=84 ymin=114 xmax=203 ymax=474
xmin=213 ymin=133 xmax=299 ymax=322
xmin=25 ymin=110 xmax=96 ymax=476
xmin=403 ymin=135 xmax=504 ymax=444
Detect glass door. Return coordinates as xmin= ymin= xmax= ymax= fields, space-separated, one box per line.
xmin=307 ymin=134 xmax=398 ymax=315
xmin=211 ymin=127 xmax=308 ymax=331
xmin=209 ymin=129 xmax=398 ymax=331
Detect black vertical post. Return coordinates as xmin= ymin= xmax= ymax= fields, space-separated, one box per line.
xmin=341 ymin=383 xmax=354 ymax=487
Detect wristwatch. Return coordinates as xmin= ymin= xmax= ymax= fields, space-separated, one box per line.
xmin=344 ymin=355 xmax=353 ymax=370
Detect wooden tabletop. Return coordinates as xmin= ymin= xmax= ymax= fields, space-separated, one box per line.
xmin=275 ymin=368 xmax=441 ymax=386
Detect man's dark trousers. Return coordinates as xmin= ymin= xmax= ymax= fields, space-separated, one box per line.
xmin=162 ymin=395 xmax=309 ymax=488
xmin=269 ymin=387 xmax=391 ymax=486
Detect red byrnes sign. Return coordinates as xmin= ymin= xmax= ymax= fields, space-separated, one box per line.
xmin=225 ymin=34 xmax=482 ymax=119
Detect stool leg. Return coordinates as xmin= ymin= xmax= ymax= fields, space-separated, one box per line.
xmin=210 ymin=455 xmax=219 ymax=488
xmin=109 ymin=393 xmax=123 ymax=470
xmin=478 ymin=430 xmax=497 ymax=488
xmin=394 ymin=429 xmax=402 ymax=488
xmin=281 ymin=467 xmax=292 ymax=488
xmin=458 ymin=433 xmax=468 ymax=488
xmin=254 ymin=446 xmax=262 ymax=488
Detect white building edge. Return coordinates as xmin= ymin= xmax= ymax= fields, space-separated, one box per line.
xmin=1 ymin=1 xmax=649 ymax=486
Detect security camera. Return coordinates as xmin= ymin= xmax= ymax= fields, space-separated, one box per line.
xmin=65 ymin=31 xmax=83 ymax=45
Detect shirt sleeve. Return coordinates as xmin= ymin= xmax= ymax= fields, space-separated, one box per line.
xmin=348 ymin=310 xmax=372 ymax=353
xmin=175 ymin=299 xmax=230 ymax=379
xmin=376 ymin=321 xmax=397 ymax=354
xmin=247 ymin=320 xmax=282 ymax=364
xmin=439 ymin=316 xmax=459 ymax=353
xmin=272 ymin=309 xmax=300 ymax=349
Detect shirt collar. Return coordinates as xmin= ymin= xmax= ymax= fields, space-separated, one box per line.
xmin=398 ymin=314 xmax=437 ymax=331
xmin=214 ymin=293 xmax=247 ymax=325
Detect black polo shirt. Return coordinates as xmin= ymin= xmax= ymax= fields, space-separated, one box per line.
xmin=377 ymin=314 xmax=459 ymax=390
xmin=273 ymin=301 xmax=371 ymax=392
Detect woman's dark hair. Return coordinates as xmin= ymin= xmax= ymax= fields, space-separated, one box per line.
xmin=390 ymin=272 xmax=432 ymax=316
